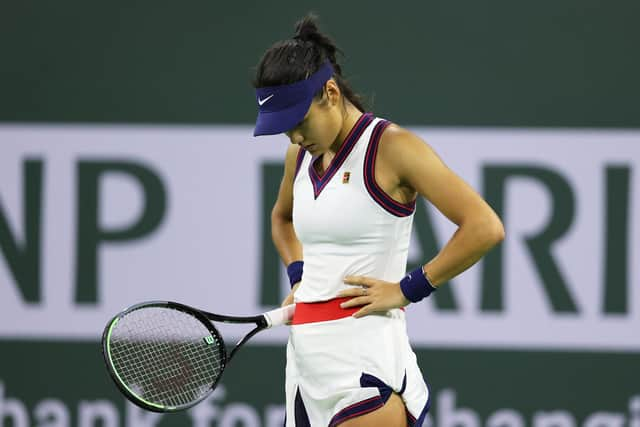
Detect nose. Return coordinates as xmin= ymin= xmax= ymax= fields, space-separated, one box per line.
xmin=288 ymin=130 xmax=304 ymax=145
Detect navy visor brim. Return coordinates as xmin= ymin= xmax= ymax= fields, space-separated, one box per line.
xmin=253 ymin=62 xmax=334 ymax=137
xmin=253 ymin=96 xmax=313 ymax=136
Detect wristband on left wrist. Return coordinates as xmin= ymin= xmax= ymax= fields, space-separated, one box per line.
xmin=399 ymin=266 xmax=437 ymax=303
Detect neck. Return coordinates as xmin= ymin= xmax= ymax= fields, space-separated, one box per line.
xmin=329 ymin=103 xmax=364 ymax=154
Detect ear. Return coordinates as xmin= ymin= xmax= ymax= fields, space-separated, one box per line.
xmin=324 ymin=79 xmax=341 ymax=106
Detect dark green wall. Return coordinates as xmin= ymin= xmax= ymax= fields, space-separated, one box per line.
xmin=1 ymin=341 xmax=637 ymax=425
xmin=1 ymin=0 xmax=639 ymax=127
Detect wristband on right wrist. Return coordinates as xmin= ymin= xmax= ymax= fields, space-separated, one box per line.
xmin=399 ymin=266 xmax=437 ymax=303
xmin=286 ymin=261 xmax=304 ymax=288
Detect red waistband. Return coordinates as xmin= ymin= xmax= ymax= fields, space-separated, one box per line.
xmin=291 ymin=297 xmax=357 ymax=325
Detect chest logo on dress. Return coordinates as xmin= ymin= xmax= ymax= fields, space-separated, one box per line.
xmin=342 ymin=171 xmax=351 ymax=184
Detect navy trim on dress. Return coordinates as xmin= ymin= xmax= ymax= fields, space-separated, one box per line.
xmin=309 ymin=112 xmax=374 ymax=199
xmin=328 ymin=372 xmax=392 ymax=427
xmin=294 ymin=146 xmax=306 ymax=179
xmin=294 ymin=387 xmax=311 ymax=426
xmin=411 ymin=394 xmax=432 ymax=427
xmin=406 ymin=371 xmax=432 ymax=427
xmin=364 ymin=120 xmax=416 ymax=217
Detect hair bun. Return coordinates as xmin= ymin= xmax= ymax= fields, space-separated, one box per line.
xmin=253 ymin=13 xmax=366 ymax=112
xmin=293 ymin=13 xmax=341 ymax=74
xmin=294 ymin=14 xmax=321 ymax=43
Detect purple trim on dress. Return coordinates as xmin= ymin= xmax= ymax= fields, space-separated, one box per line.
xmin=328 ymin=396 xmax=383 ymax=427
xmin=328 ymin=372 xmax=393 ymax=427
xmin=407 ymin=411 xmax=417 ymax=425
xmin=411 ymin=395 xmax=432 ymax=427
xmin=308 ymin=113 xmax=374 ymax=199
xmin=406 ymin=371 xmax=432 ymax=427
xmin=363 ymin=120 xmax=416 ymax=217
xmin=399 ymin=371 xmax=408 ymax=395
xmin=294 ymin=146 xmax=306 ymax=179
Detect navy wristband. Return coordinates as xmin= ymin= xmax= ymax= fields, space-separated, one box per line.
xmin=399 ymin=266 xmax=437 ymax=303
xmin=286 ymin=261 xmax=304 ymax=288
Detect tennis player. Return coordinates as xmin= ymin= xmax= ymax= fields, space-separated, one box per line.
xmin=252 ymin=15 xmax=504 ymax=427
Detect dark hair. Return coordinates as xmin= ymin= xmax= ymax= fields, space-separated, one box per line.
xmin=253 ymin=14 xmax=366 ymax=112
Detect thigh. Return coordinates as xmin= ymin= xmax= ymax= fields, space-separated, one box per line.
xmin=337 ymin=393 xmax=408 ymax=427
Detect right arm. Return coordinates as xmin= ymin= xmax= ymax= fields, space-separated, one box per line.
xmin=271 ymin=145 xmax=304 ymax=306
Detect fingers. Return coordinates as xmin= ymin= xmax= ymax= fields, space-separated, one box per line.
xmin=348 ymin=301 xmax=376 ymax=318
xmin=340 ymin=276 xmax=398 ymax=318
xmin=339 ymin=276 xmax=376 ymax=311
xmin=352 ymin=307 xmax=370 ymax=318
xmin=343 ymin=276 xmax=374 ymax=287
xmin=339 ymin=296 xmax=369 ymax=308
xmin=339 ymin=294 xmax=384 ymax=318
xmin=281 ymin=291 xmax=295 ymax=308
xmin=337 ymin=286 xmax=369 ymax=298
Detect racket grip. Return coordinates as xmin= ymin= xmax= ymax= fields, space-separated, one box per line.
xmin=263 ymin=304 xmax=296 ymax=328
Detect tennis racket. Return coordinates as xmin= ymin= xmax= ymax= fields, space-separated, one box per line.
xmin=101 ymin=301 xmax=295 ymax=413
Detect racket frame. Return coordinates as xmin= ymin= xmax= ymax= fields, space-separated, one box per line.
xmin=102 ymin=300 xmax=267 ymax=412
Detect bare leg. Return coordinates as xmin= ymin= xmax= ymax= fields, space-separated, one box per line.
xmin=337 ymin=393 xmax=408 ymax=427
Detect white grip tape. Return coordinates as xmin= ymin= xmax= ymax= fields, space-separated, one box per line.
xmin=263 ymin=304 xmax=296 ymax=328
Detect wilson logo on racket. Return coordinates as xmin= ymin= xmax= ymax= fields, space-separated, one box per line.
xmin=203 ymin=335 xmax=215 ymax=345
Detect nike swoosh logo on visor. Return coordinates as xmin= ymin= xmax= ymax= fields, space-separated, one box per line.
xmin=258 ymin=94 xmax=274 ymax=106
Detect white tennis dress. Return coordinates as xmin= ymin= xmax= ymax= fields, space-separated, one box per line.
xmin=285 ymin=113 xmax=431 ymax=426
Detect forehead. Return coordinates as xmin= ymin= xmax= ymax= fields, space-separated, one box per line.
xmin=304 ymin=100 xmax=323 ymax=118
xmin=289 ymin=99 xmax=324 ymax=133
xmin=298 ymin=103 xmax=315 ymax=123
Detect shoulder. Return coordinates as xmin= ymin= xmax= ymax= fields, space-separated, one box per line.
xmin=377 ymin=121 xmax=433 ymax=151
xmin=283 ymin=144 xmax=304 ymax=179
xmin=381 ymin=119 xmax=428 ymax=141
xmin=376 ymin=122 xmax=438 ymax=171
xmin=284 ymin=144 xmax=303 ymax=167
xmin=285 ymin=144 xmax=302 ymax=162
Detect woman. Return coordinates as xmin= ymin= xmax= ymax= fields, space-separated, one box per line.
xmin=252 ymin=15 xmax=504 ymax=427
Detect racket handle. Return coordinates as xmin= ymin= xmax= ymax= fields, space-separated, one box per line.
xmin=263 ymin=304 xmax=296 ymax=328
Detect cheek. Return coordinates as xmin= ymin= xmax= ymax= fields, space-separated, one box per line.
xmin=316 ymin=113 xmax=341 ymax=142
xmin=304 ymin=106 xmax=342 ymax=145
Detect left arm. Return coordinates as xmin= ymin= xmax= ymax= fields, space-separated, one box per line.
xmin=389 ymin=125 xmax=505 ymax=285
xmin=339 ymin=125 xmax=504 ymax=316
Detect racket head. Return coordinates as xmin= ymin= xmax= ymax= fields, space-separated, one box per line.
xmin=101 ymin=301 xmax=227 ymax=412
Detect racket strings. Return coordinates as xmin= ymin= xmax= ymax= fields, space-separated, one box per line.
xmin=108 ymin=307 xmax=225 ymax=409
